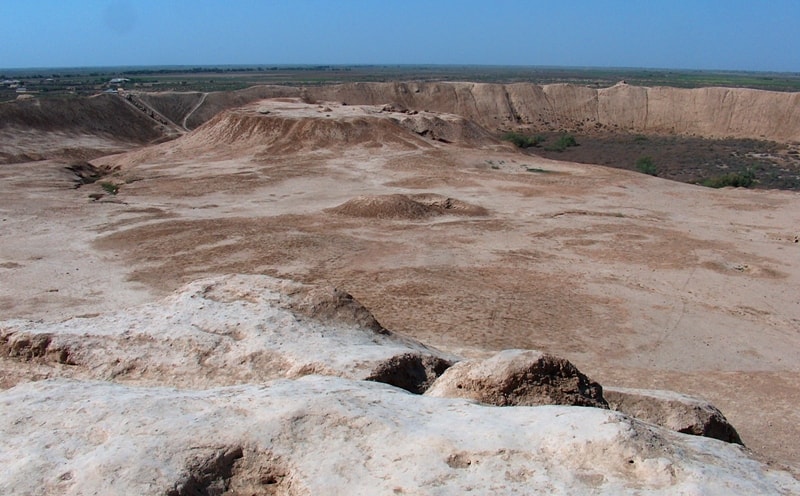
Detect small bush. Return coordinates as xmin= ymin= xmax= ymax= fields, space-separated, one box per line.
xmin=700 ymin=169 xmax=755 ymax=188
xmin=635 ymin=156 xmax=658 ymax=176
xmin=100 ymin=182 xmax=119 ymax=195
xmin=502 ymin=132 xmax=545 ymax=148
xmin=545 ymin=134 xmax=578 ymax=152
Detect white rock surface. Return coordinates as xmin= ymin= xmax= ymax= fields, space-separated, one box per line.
xmin=424 ymin=349 xmax=607 ymax=408
xmin=1 ymin=274 xmax=798 ymax=494
xmin=604 ymin=386 xmax=743 ymax=444
xmin=0 ymin=275 xmax=454 ymax=390
xmin=2 ymin=376 xmax=798 ymax=496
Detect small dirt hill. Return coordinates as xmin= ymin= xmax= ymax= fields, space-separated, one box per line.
xmin=327 ymin=193 xmax=488 ymax=220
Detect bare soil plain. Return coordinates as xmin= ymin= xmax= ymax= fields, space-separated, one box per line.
xmin=2 ymin=82 xmax=800 ymax=487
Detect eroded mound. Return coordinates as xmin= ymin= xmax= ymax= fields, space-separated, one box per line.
xmin=328 ymin=193 xmax=488 ymax=220
xmin=94 ymin=98 xmax=504 ymax=169
xmin=327 ymin=194 xmax=437 ymax=220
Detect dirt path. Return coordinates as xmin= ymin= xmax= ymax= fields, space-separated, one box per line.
xmin=182 ymin=92 xmax=207 ymax=130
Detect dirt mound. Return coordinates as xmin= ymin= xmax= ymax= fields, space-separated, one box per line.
xmin=425 ymin=349 xmax=608 ymax=408
xmin=328 ymin=194 xmax=437 ymax=220
xmin=96 ymin=99 xmax=503 ymax=168
xmin=175 ymin=105 xmax=430 ymax=157
xmin=284 ymin=285 xmax=386 ymax=332
xmin=328 ymin=193 xmax=487 ymax=220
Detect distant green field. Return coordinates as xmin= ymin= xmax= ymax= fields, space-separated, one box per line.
xmin=2 ymin=65 xmax=799 ymax=101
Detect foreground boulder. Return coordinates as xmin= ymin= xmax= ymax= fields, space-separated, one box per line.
xmin=1 ymin=376 xmax=797 ymax=495
xmin=424 ymin=349 xmax=607 ymax=408
xmin=604 ymin=387 xmax=743 ymax=444
xmin=0 ymin=274 xmax=454 ymax=392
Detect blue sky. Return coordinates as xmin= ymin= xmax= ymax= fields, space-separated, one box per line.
xmin=1 ymin=0 xmax=798 ymax=71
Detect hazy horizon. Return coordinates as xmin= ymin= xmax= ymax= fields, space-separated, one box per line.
xmin=1 ymin=0 xmax=798 ymax=72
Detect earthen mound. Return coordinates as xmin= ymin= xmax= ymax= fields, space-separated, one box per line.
xmin=409 ymin=193 xmax=489 ymax=216
xmin=328 ymin=193 xmax=488 ymax=220
xmin=284 ymin=285 xmax=386 ymax=332
xmin=425 ymin=349 xmax=607 ymax=408
xmin=327 ymin=194 xmax=437 ymax=220
xmin=605 ymin=387 xmax=743 ymax=444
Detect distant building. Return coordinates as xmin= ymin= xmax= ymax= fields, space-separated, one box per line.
xmin=109 ymin=78 xmax=130 ymax=84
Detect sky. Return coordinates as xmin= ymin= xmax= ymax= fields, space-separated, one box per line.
xmin=1 ymin=0 xmax=798 ymax=72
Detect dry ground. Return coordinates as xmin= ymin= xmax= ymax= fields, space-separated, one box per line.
xmin=1 ymin=99 xmax=799 ymax=474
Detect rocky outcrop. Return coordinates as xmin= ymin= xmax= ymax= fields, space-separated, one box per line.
xmin=2 ymin=275 xmax=796 ymax=493
xmin=604 ymin=387 xmax=743 ymax=444
xmin=2 ymin=376 xmax=798 ymax=495
xmin=424 ymin=349 xmax=607 ymax=408
xmin=0 ymin=274 xmax=455 ymax=392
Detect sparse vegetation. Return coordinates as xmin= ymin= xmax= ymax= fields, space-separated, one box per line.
xmin=100 ymin=182 xmax=119 ymax=195
xmin=503 ymin=132 xmax=545 ymax=148
xmin=635 ymin=156 xmax=658 ymax=176
xmin=700 ymin=169 xmax=756 ymax=188
xmin=545 ymin=134 xmax=578 ymax=152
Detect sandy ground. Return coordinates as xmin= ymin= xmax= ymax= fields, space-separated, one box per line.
xmin=1 ymin=99 xmax=799 ymax=474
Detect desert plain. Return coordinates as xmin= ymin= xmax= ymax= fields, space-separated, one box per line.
xmin=1 ymin=79 xmax=799 ymax=494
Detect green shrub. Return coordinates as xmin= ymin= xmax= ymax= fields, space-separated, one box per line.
xmin=635 ymin=156 xmax=658 ymax=176
xmin=502 ymin=132 xmax=544 ymax=148
xmin=545 ymin=134 xmax=578 ymax=152
xmin=100 ymin=182 xmax=119 ymax=195
xmin=700 ymin=169 xmax=755 ymax=188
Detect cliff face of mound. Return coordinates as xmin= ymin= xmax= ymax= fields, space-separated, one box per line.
xmin=0 ymin=94 xmax=164 ymax=142
xmin=306 ymin=82 xmax=800 ymax=142
xmin=0 ymin=94 xmax=167 ymax=163
xmin=4 ymin=82 xmax=798 ymax=164
xmin=151 ymin=82 xmax=800 ymax=142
